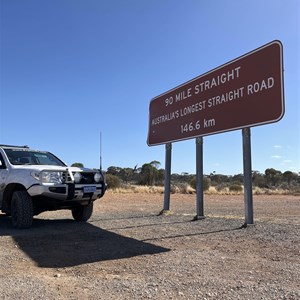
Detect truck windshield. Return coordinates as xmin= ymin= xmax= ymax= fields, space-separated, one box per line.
xmin=4 ymin=149 xmax=66 ymax=166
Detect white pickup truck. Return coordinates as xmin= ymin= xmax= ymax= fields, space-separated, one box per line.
xmin=0 ymin=144 xmax=106 ymax=228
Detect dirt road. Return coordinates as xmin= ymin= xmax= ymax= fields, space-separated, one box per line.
xmin=0 ymin=193 xmax=299 ymax=299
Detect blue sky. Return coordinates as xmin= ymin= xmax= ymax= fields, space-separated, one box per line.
xmin=0 ymin=0 xmax=299 ymax=175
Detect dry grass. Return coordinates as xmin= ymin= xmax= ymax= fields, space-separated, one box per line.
xmin=107 ymin=185 xmax=165 ymax=194
xmin=252 ymin=187 xmax=297 ymax=195
xmin=106 ymin=184 xmax=295 ymax=195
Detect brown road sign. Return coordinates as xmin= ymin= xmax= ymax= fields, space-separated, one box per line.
xmin=147 ymin=40 xmax=284 ymax=146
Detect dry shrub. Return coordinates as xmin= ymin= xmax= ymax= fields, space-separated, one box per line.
xmin=148 ymin=186 xmax=164 ymax=194
xmin=170 ymin=185 xmax=180 ymax=194
xmin=106 ymin=185 xmax=164 ymax=194
xmin=190 ymin=176 xmax=211 ymax=191
xmin=177 ymin=183 xmax=195 ymax=194
xmin=229 ymin=184 xmax=243 ymax=193
xmin=253 ymin=187 xmax=265 ymax=195
xmin=105 ymin=184 xmax=295 ymax=195
xmin=252 ymin=187 xmax=293 ymax=195
xmin=106 ymin=174 xmax=121 ymax=190
xmin=205 ymin=186 xmax=218 ymax=194
xmin=205 ymin=186 xmax=244 ymax=195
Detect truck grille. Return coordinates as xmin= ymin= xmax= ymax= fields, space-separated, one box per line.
xmin=77 ymin=172 xmax=95 ymax=184
xmin=61 ymin=172 xmax=72 ymax=183
xmin=61 ymin=171 xmax=98 ymax=184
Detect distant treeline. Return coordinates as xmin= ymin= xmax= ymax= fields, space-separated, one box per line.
xmin=97 ymin=161 xmax=300 ymax=192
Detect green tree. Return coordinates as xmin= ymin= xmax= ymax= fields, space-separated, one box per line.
xmin=156 ymin=169 xmax=165 ymax=185
xmin=283 ymin=171 xmax=298 ymax=186
xmin=150 ymin=160 xmax=161 ymax=169
xmin=232 ymin=174 xmax=244 ymax=183
xmin=71 ymin=162 xmax=84 ymax=168
xmin=106 ymin=166 xmax=121 ymax=175
xmin=119 ymin=167 xmax=134 ymax=183
xmin=252 ymin=171 xmax=267 ymax=188
xmin=209 ymin=173 xmax=230 ymax=186
xmin=265 ymin=168 xmax=282 ymax=186
xmin=139 ymin=163 xmax=157 ymax=185
xmin=139 ymin=161 xmax=163 ymax=186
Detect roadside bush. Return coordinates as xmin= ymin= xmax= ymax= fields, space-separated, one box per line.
xmin=229 ymin=184 xmax=243 ymax=192
xmin=106 ymin=174 xmax=121 ymax=190
xmin=190 ymin=176 xmax=210 ymax=191
xmin=215 ymin=183 xmax=228 ymax=192
xmin=176 ymin=183 xmax=195 ymax=194
xmin=170 ymin=185 xmax=179 ymax=194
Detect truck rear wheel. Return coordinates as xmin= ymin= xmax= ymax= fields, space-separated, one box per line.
xmin=11 ymin=190 xmax=33 ymax=229
xmin=72 ymin=202 xmax=93 ymax=222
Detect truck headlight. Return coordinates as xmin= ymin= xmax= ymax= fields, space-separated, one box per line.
xmin=41 ymin=171 xmax=63 ymax=184
xmin=94 ymin=173 xmax=102 ymax=183
xmin=73 ymin=172 xmax=82 ymax=183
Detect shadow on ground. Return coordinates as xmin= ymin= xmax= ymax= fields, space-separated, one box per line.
xmin=0 ymin=215 xmax=170 ymax=268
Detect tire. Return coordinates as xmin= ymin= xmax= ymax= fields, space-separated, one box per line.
xmin=11 ymin=190 xmax=33 ymax=229
xmin=72 ymin=202 xmax=93 ymax=222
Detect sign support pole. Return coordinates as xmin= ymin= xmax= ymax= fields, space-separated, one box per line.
xmin=163 ymin=143 xmax=172 ymax=212
xmin=195 ymin=137 xmax=205 ymax=220
xmin=242 ymin=127 xmax=254 ymax=226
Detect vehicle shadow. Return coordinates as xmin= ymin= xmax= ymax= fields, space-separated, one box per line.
xmin=0 ymin=215 xmax=170 ymax=268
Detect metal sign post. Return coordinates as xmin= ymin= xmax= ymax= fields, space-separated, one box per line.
xmin=242 ymin=128 xmax=254 ymax=225
xmin=163 ymin=143 xmax=172 ymax=212
xmin=195 ymin=137 xmax=205 ymax=219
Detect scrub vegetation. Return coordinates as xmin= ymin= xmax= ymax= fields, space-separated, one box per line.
xmin=101 ymin=161 xmax=300 ymax=195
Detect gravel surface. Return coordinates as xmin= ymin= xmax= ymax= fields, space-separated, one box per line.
xmin=0 ymin=193 xmax=299 ymax=299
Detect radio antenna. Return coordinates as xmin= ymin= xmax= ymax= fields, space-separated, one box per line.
xmin=100 ymin=131 xmax=103 ymax=171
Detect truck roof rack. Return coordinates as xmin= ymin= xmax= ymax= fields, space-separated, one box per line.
xmin=0 ymin=145 xmax=29 ymax=149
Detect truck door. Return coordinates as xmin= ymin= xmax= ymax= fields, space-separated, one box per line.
xmin=0 ymin=153 xmax=8 ymax=207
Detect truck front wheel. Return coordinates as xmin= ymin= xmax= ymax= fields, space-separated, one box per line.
xmin=72 ymin=202 xmax=93 ymax=222
xmin=11 ymin=190 xmax=34 ymax=229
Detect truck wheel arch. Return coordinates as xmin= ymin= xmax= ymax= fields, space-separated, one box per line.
xmin=2 ymin=183 xmax=27 ymax=214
